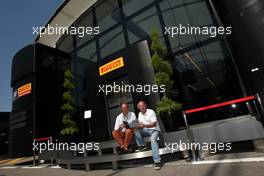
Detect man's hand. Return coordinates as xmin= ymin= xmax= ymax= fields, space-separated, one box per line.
xmin=119 ymin=124 xmax=126 ymax=129
xmin=136 ymin=123 xmax=145 ymax=129
xmin=136 ymin=122 xmax=157 ymax=129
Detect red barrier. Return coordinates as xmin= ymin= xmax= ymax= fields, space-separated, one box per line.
xmin=182 ymin=95 xmax=259 ymax=161
xmin=184 ymin=96 xmax=255 ymax=114
xmin=33 ymin=136 xmax=52 ymax=142
xmin=33 ymin=136 xmax=52 ymax=166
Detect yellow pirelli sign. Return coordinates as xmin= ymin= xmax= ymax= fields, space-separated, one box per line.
xmin=18 ymin=83 xmax=32 ymax=97
xmin=99 ymin=57 xmax=124 ymax=76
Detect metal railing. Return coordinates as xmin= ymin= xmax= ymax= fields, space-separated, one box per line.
xmin=33 ymin=136 xmax=52 ymax=166
xmin=182 ymin=94 xmax=264 ymax=161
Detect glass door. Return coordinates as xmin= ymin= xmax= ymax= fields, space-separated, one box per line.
xmin=105 ymin=77 xmax=135 ymax=134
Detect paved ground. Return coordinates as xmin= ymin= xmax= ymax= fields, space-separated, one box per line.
xmin=1 ymin=152 xmax=264 ymax=176
xmin=0 ymin=162 xmax=264 ymax=176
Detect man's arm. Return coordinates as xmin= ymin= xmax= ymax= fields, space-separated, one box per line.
xmin=138 ymin=110 xmax=158 ymax=128
xmin=143 ymin=121 xmax=157 ymax=128
xmin=138 ymin=121 xmax=157 ymax=128
xmin=114 ymin=115 xmax=123 ymax=131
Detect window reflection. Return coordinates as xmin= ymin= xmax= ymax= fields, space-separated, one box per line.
xmin=77 ymin=41 xmax=97 ymax=62
xmin=126 ymin=7 xmax=162 ymax=44
xmin=122 ymin=0 xmax=155 ymax=16
xmin=96 ymin=0 xmax=120 ymax=32
xmin=99 ymin=26 xmax=125 ymax=58
xmin=75 ymin=11 xmax=94 ymax=47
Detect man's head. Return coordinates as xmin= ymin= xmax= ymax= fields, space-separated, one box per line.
xmin=137 ymin=101 xmax=147 ymax=113
xmin=120 ymin=103 xmax=129 ymax=115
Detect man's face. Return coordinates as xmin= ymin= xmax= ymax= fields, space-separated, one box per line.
xmin=121 ymin=104 xmax=129 ymax=115
xmin=138 ymin=102 xmax=147 ymax=113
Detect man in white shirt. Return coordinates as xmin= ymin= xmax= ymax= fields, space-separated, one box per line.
xmin=112 ymin=103 xmax=137 ymax=151
xmin=134 ymin=101 xmax=162 ymax=170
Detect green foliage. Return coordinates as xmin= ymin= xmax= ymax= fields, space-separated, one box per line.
xmin=150 ymin=29 xmax=182 ymax=117
xmin=150 ymin=30 xmax=167 ymax=58
xmin=61 ymin=127 xmax=79 ymax=136
xmin=155 ymin=72 xmax=173 ymax=91
xmin=60 ymin=69 xmax=79 ymax=136
xmin=156 ymin=96 xmax=182 ymax=116
xmin=62 ymin=91 xmax=75 ymax=105
xmin=61 ymin=103 xmax=75 ymax=112
xmin=151 ymin=53 xmax=173 ymax=75
xmin=63 ymin=79 xmax=75 ymax=90
xmin=64 ymin=69 xmax=74 ymax=79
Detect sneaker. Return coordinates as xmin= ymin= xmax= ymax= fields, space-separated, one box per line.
xmin=155 ymin=162 xmax=162 ymax=170
xmin=127 ymin=147 xmax=134 ymax=153
xmin=185 ymin=157 xmax=192 ymax=162
xmin=135 ymin=146 xmax=148 ymax=152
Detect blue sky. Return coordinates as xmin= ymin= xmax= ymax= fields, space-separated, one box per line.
xmin=0 ymin=0 xmax=63 ymax=112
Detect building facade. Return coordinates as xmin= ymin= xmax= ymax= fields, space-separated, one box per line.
xmin=54 ymin=0 xmax=247 ymax=127
xmin=0 ymin=112 xmax=9 ymax=156
xmin=10 ymin=0 xmax=264 ymax=157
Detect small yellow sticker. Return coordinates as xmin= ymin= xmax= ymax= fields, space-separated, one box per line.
xmin=18 ymin=83 xmax=32 ymax=97
xmin=99 ymin=57 xmax=124 ymax=76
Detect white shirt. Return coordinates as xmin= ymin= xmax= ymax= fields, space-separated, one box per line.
xmin=138 ymin=109 xmax=160 ymax=131
xmin=114 ymin=112 xmax=137 ymax=132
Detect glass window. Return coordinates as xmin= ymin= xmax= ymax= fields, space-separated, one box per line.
xmin=122 ymin=0 xmax=155 ymax=17
xmin=160 ymin=0 xmax=196 ymax=50
xmin=201 ymin=41 xmax=227 ymax=72
xmin=56 ymin=34 xmax=73 ymax=52
xmin=95 ymin=0 xmax=120 ymax=32
xmin=99 ymin=26 xmax=125 ymax=58
xmin=126 ymin=7 xmax=162 ymax=44
xmin=187 ymin=1 xmax=213 ymax=27
xmin=173 ymin=39 xmax=243 ymax=113
xmin=174 ymin=43 xmax=231 ymax=89
xmin=75 ymin=11 xmax=95 ymax=47
xmin=77 ymin=41 xmax=97 ymax=62
xmin=186 ymin=0 xmax=215 ymax=41
xmin=106 ymin=77 xmax=135 ymax=131
xmin=159 ymin=0 xmax=218 ymax=51
xmin=71 ymin=56 xmax=91 ymax=108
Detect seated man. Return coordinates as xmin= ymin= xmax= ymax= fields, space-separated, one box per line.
xmin=134 ymin=101 xmax=162 ymax=170
xmin=112 ymin=103 xmax=136 ymax=151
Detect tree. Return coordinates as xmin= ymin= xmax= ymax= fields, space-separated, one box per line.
xmin=60 ymin=69 xmax=79 ymax=136
xmin=150 ymin=29 xmax=182 ymax=116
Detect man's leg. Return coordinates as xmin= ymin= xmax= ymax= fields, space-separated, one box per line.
xmin=149 ymin=130 xmax=161 ymax=164
xmin=123 ymin=129 xmax=133 ymax=149
xmin=112 ymin=130 xmax=125 ymax=148
xmin=134 ymin=129 xmax=145 ymax=146
xmin=134 ymin=129 xmax=150 ymax=152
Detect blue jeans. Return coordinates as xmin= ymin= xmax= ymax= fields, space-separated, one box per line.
xmin=134 ymin=128 xmax=161 ymax=163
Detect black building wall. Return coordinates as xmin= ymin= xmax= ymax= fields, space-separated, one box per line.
xmin=97 ymin=40 xmax=160 ymax=109
xmin=10 ymin=45 xmax=34 ymax=157
xmin=10 ymin=43 xmax=70 ymax=157
xmin=10 ymin=41 xmax=160 ymax=156
xmin=212 ymin=0 xmax=264 ymax=99
xmin=0 ymin=112 xmax=9 ymax=155
xmin=79 ymin=40 xmax=163 ymax=141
